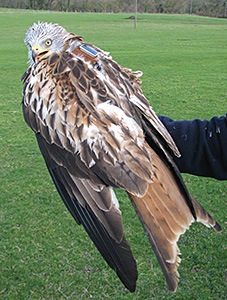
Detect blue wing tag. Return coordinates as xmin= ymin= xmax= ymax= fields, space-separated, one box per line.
xmin=80 ymin=44 xmax=98 ymax=58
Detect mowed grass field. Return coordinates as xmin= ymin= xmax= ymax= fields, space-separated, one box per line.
xmin=0 ymin=8 xmax=226 ymax=299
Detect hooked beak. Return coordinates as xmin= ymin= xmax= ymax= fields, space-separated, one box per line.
xmin=32 ymin=44 xmax=50 ymax=63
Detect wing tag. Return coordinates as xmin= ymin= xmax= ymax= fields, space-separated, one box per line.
xmin=80 ymin=44 xmax=99 ymax=58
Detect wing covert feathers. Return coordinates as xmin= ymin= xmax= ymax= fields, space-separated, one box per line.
xmin=22 ymin=30 xmax=221 ymax=293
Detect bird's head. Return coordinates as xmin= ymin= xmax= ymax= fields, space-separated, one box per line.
xmin=24 ymin=22 xmax=74 ymax=66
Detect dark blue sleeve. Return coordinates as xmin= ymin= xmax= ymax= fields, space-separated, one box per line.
xmin=159 ymin=114 xmax=227 ymax=180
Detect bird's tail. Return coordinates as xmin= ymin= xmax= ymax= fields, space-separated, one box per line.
xmin=190 ymin=196 xmax=221 ymax=231
xmin=128 ymin=148 xmax=221 ymax=292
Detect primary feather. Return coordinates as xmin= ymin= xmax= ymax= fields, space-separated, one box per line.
xmin=22 ymin=22 xmax=221 ymax=292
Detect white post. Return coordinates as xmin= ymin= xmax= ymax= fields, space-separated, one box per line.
xmin=134 ymin=0 xmax=137 ymax=29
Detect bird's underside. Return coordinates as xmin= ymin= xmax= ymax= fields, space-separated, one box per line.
xmin=22 ymin=22 xmax=221 ymax=292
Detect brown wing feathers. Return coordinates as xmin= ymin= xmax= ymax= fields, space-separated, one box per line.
xmin=128 ymin=148 xmax=194 ymax=292
xmin=36 ymin=133 xmax=138 ymax=292
xmin=22 ymin=30 xmax=221 ymax=293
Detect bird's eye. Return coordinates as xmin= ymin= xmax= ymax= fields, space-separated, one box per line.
xmin=44 ymin=39 xmax=52 ymax=47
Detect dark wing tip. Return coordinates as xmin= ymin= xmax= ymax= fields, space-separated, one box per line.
xmin=214 ymin=221 xmax=222 ymax=232
xmin=72 ymin=199 xmax=138 ymax=292
xmin=165 ymin=270 xmax=178 ymax=292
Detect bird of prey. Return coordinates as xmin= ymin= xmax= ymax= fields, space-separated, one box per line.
xmin=22 ymin=22 xmax=221 ymax=292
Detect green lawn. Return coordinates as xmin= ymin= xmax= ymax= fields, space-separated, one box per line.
xmin=0 ymin=8 xmax=226 ymax=299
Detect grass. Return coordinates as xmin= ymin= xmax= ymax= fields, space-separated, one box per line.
xmin=0 ymin=8 xmax=226 ymax=299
